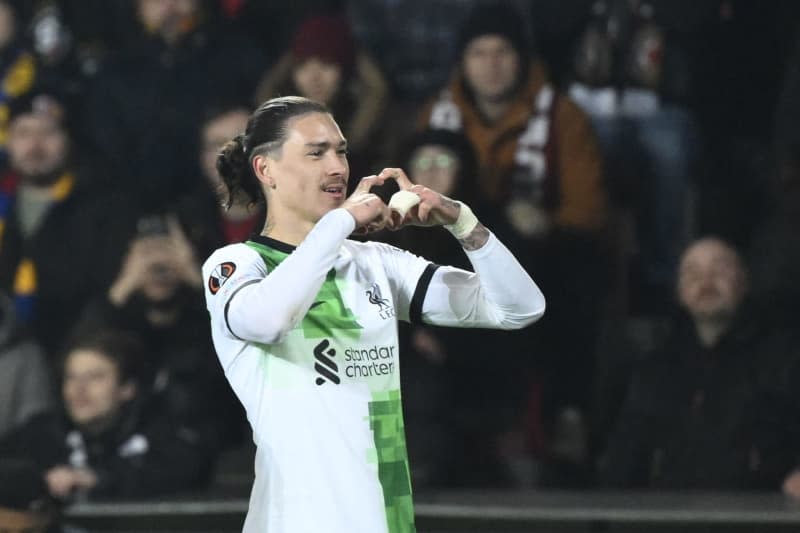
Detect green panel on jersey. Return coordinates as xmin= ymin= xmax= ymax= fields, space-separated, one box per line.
xmin=368 ymin=389 xmax=416 ymax=533
xmin=245 ymin=241 xmax=362 ymax=339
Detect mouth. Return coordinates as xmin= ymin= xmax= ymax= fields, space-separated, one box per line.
xmin=321 ymin=182 xmax=346 ymax=199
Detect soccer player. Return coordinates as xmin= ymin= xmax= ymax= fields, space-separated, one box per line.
xmin=203 ymin=96 xmax=545 ymax=533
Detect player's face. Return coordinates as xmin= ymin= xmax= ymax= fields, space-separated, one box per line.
xmin=266 ymin=112 xmax=349 ymax=223
xmin=63 ymin=350 xmax=135 ymax=431
xmin=678 ymin=239 xmax=747 ymax=321
xmin=7 ymin=114 xmax=68 ymax=185
xmin=292 ymin=58 xmax=343 ymax=105
xmin=409 ymin=145 xmax=459 ymax=196
xmin=463 ymin=35 xmax=521 ymax=102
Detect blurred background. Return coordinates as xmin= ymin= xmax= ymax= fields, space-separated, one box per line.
xmin=2 ymin=0 xmax=800 ymax=531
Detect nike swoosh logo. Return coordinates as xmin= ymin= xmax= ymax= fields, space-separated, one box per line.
xmin=310 ymin=301 xmax=325 ymax=309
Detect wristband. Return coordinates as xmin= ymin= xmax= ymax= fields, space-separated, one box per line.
xmin=444 ymin=201 xmax=479 ymax=239
xmin=388 ymin=190 xmax=420 ymax=218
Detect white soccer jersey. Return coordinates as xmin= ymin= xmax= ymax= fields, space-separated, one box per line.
xmin=204 ymin=208 xmax=545 ymax=533
xmin=204 ymin=236 xmax=432 ymax=533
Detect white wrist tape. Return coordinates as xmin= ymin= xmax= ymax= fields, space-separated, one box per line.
xmin=444 ymin=201 xmax=479 ymax=239
xmin=388 ymin=190 xmax=421 ymax=218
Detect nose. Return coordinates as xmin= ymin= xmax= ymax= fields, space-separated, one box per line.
xmin=325 ymin=151 xmax=347 ymax=177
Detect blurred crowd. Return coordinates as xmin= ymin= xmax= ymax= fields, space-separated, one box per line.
xmin=2 ymin=0 xmax=800 ymax=529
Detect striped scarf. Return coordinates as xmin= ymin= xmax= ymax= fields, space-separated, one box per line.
xmin=0 ymin=171 xmax=74 ymax=321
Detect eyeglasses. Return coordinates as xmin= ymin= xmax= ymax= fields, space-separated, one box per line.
xmin=411 ymin=153 xmax=457 ymax=171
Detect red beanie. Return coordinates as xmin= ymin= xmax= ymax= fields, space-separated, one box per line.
xmin=291 ymin=15 xmax=356 ymax=75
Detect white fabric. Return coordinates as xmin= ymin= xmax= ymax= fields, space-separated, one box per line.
xmin=202 ymin=208 xmax=545 ymax=533
xmin=422 ymin=232 xmax=545 ymax=329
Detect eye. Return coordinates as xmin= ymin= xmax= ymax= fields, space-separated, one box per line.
xmin=308 ymin=150 xmax=322 ymax=157
xmin=337 ymin=148 xmax=349 ymax=156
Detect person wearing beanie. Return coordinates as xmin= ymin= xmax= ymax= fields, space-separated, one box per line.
xmin=419 ymin=2 xmax=612 ymax=487
xmin=254 ymin=14 xmax=388 ymax=164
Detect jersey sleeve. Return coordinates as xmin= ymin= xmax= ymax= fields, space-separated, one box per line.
xmin=418 ymin=232 xmax=546 ymax=329
xmin=203 ymin=243 xmax=268 ymax=340
xmin=203 ymin=208 xmax=356 ymax=344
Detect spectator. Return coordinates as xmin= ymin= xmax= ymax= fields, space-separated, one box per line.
xmin=72 ymin=212 xmax=246 ymax=451
xmin=84 ymin=0 xmax=264 ymax=210
xmin=0 ymin=329 xmax=214 ymax=500
xmin=599 ymin=237 xmax=800 ymax=489
xmin=347 ymin=0 xmax=531 ymax=103
xmin=178 ymin=104 xmax=263 ymax=259
xmin=0 ymin=289 xmax=54 ymax=439
xmin=0 ymin=88 xmax=135 ymax=358
xmin=419 ymin=2 xmax=610 ymax=485
xmin=0 ymin=0 xmax=37 ymax=167
xmin=254 ymin=14 xmax=388 ymax=175
xmin=383 ymin=129 xmax=482 ymax=487
xmin=567 ymin=0 xmax=699 ymax=312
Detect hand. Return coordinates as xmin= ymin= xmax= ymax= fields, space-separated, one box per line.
xmin=109 ymin=237 xmax=171 ymax=306
xmin=165 ymin=215 xmax=202 ymax=288
xmin=109 ymin=217 xmax=201 ymax=304
xmin=342 ymin=174 xmax=392 ymax=234
xmin=378 ymin=168 xmax=461 ymax=229
xmin=45 ymin=466 xmax=97 ymax=499
xmin=505 ymin=199 xmax=551 ymax=238
xmin=411 ymin=328 xmax=447 ymax=365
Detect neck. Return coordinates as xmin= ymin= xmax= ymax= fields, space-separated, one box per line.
xmin=19 ymin=171 xmax=63 ymax=191
xmin=78 ymin=410 xmax=120 ymax=437
xmin=475 ymin=96 xmax=512 ymax=123
xmin=261 ymin=208 xmax=316 ymax=246
xmin=694 ymin=318 xmax=731 ymax=348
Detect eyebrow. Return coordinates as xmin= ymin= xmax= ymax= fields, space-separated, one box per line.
xmin=305 ymin=140 xmax=348 ymax=150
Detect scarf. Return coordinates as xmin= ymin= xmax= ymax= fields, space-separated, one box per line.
xmin=0 ymin=172 xmax=75 ymax=321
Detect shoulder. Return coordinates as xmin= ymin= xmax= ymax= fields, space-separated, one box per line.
xmin=203 ymin=243 xmax=262 ymax=272
xmin=345 ymin=238 xmax=416 ymax=259
xmin=203 ymin=243 xmax=266 ymax=302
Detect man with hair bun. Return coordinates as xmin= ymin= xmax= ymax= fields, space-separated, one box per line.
xmin=203 ymin=95 xmax=545 ymax=532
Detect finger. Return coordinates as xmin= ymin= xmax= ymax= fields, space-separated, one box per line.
xmin=353 ymin=175 xmax=384 ymax=194
xmin=418 ymin=201 xmax=433 ymax=223
xmin=388 ymin=209 xmax=404 ymax=230
xmin=388 ymin=189 xmax=420 ymax=219
xmin=378 ymin=168 xmax=414 ymax=190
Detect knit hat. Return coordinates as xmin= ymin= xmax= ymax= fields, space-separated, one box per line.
xmin=457 ymin=3 xmax=531 ymax=59
xmin=7 ymin=89 xmax=68 ymax=130
xmin=291 ymin=15 xmax=356 ymax=76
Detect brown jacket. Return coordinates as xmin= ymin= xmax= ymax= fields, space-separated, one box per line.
xmin=419 ymin=61 xmax=607 ymax=232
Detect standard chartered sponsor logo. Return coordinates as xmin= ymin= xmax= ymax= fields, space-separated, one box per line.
xmin=344 ymin=344 xmax=396 ymax=378
xmin=313 ymin=339 xmax=340 ymax=385
xmin=313 ymin=341 xmax=397 ymax=383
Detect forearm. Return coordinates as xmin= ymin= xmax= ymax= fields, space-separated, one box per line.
xmin=422 ymin=232 xmax=545 ymax=329
xmin=457 ymin=222 xmax=490 ymax=251
xmin=464 ymin=232 xmax=545 ymax=327
xmin=225 ymin=208 xmax=355 ymax=343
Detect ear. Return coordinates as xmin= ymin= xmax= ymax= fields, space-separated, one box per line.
xmin=252 ymin=154 xmax=275 ymax=189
